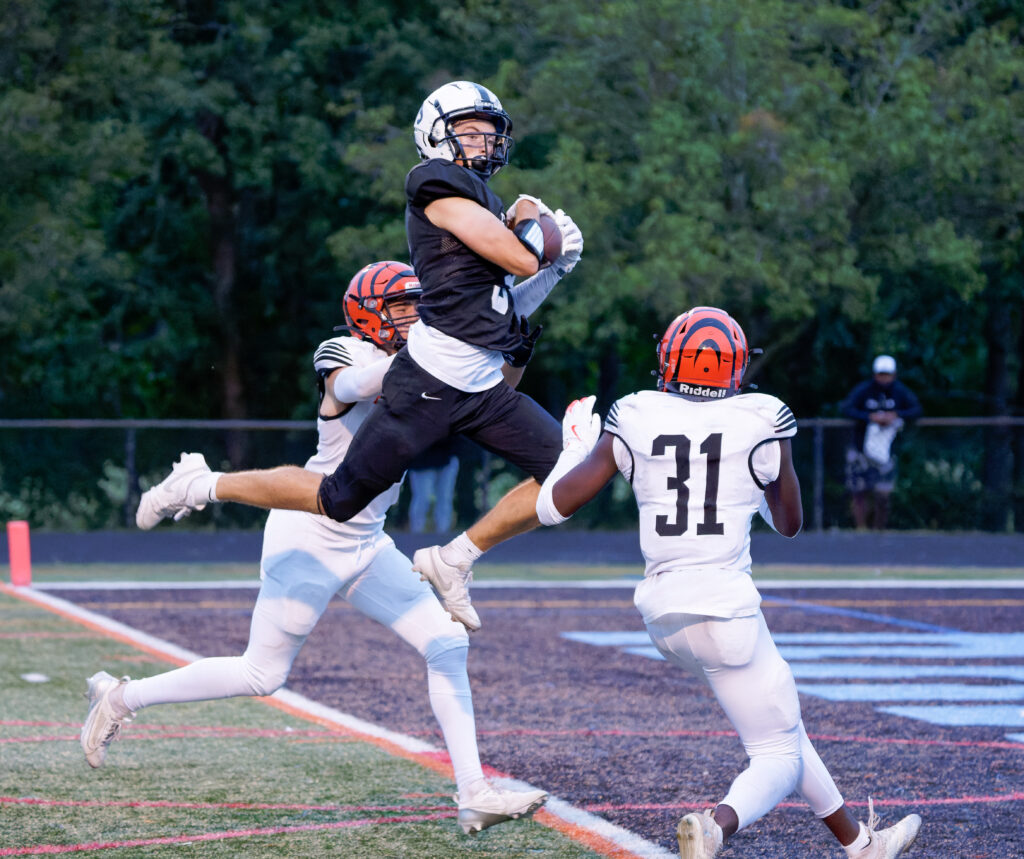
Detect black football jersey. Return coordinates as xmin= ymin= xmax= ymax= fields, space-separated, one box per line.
xmin=405 ymin=159 xmax=521 ymax=352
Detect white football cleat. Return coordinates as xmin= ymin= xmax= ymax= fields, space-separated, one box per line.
xmin=80 ymin=671 xmax=134 ymax=768
xmin=456 ymin=782 xmax=548 ymax=835
xmin=851 ymin=799 xmax=922 ymax=858
xmin=136 ymin=452 xmax=212 ymax=530
xmin=412 ymin=545 xmax=481 ymax=632
xmin=677 ymin=810 xmax=723 ymax=859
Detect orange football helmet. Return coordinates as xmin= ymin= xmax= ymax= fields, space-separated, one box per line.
xmin=657 ymin=306 xmax=749 ymax=397
xmin=342 ymin=261 xmax=422 ymax=350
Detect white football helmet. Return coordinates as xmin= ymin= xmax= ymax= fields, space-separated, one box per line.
xmin=413 ymin=80 xmax=513 ymax=179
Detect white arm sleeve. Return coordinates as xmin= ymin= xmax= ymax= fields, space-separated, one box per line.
xmin=536 ymin=448 xmax=585 ymax=526
xmin=332 ymin=354 xmax=395 ymax=403
xmin=509 ymin=266 xmax=562 ymax=318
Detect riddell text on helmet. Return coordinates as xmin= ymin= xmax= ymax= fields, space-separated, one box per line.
xmin=677 ymin=382 xmax=729 ymax=398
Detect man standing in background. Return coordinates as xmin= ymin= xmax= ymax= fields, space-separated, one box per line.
xmin=841 ymin=355 xmax=923 ymax=530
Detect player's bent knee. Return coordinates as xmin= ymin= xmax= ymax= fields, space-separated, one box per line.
xmin=240 ymin=658 xmax=291 ymax=697
xmin=317 ymin=469 xmax=382 ymax=522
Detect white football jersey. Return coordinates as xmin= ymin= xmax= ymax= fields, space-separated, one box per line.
xmin=605 ymin=390 xmax=797 ymax=620
xmin=301 ymin=335 xmax=401 ymax=538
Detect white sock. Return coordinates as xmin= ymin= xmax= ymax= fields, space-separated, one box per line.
xmin=439 ymin=532 xmax=482 ymax=571
xmin=844 ymin=822 xmax=871 ymax=856
xmin=122 ymin=656 xmax=262 ymax=712
xmin=426 ymin=646 xmax=483 ymax=796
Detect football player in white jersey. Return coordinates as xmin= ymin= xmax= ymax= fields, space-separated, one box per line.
xmin=81 ymin=261 xmax=547 ymax=835
xmin=535 ymin=307 xmax=922 ymax=859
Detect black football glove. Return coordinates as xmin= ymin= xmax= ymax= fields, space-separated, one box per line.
xmin=503 ymin=315 xmax=543 ymax=368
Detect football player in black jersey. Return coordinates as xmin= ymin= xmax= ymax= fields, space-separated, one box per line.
xmin=135 ymin=81 xmax=584 ymax=633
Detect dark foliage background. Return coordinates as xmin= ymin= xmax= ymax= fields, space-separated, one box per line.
xmin=1 ymin=0 xmax=1021 ymax=530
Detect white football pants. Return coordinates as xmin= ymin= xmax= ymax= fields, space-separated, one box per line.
xmin=122 ymin=509 xmax=482 ymax=792
xmin=645 ymin=611 xmax=844 ymax=831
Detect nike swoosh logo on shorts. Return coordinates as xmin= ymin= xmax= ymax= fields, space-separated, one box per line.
xmin=421 ymin=392 xmax=442 ymax=400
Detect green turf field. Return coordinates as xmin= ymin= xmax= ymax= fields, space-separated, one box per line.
xmin=0 ymin=588 xmax=600 ymax=857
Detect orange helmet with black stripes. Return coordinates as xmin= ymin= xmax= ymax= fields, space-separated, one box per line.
xmin=656 ymin=306 xmax=749 ymax=397
xmin=341 ymin=261 xmax=422 ymax=350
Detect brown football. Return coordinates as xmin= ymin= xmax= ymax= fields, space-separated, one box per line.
xmin=538 ymin=212 xmax=562 ymax=267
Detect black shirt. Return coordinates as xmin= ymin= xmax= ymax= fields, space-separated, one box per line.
xmin=841 ymin=378 xmax=923 ymax=448
xmin=405 ymin=158 xmax=521 ymax=352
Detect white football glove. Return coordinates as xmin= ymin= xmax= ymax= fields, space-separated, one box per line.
xmin=506 ymin=193 xmax=553 ymax=223
xmin=562 ymin=395 xmax=601 ymax=458
xmin=553 ymin=209 xmax=583 ymax=274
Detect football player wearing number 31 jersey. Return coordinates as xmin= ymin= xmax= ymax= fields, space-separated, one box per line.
xmin=536 ymin=307 xmax=922 ymax=859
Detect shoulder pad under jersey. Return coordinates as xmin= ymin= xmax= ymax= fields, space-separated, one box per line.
xmin=313 ymin=336 xmax=381 ymax=376
xmin=735 ymin=393 xmax=798 ymax=438
xmin=406 ymin=158 xmax=488 ymax=208
xmin=603 ymin=392 xmax=643 ymax=435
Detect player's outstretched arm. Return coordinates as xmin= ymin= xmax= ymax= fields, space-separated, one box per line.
xmin=762 ymin=439 xmax=803 ymax=537
xmin=549 ymin=434 xmax=618 ymax=519
xmin=536 ymin=396 xmax=615 ymax=525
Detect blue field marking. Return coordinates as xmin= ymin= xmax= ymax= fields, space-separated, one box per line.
xmin=789 ymin=663 xmax=1024 ymax=681
xmin=561 ymin=629 xmax=1024 ymax=740
xmin=878 ymin=705 xmax=1024 ymax=727
xmin=795 ymin=682 xmax=1024 ymax=702
xmin=565 ymin=632 xmax=649 ymax=647
xmin=775 ymin=631 xmax=1024 ymax=661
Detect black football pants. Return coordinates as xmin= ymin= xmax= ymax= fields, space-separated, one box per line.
xmin=318 ymin=348 xmax=561 ymax=523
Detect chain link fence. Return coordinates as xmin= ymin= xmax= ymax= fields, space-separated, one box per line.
xmin=1 ymin=417 xmax=1022 ymax=532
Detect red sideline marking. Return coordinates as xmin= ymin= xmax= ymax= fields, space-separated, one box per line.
xmin=0 ymin=583 xmax=191 ymax=668
xmin=475 ymin=727 xmax=1024 ymax=752
xmin=0 ymin=796 xmax=449 ymax=813
xmin=582 ymin=792 xmax=1024 ymax=813
xmin=1 ymin=582 xmax=654 ymax=859
xmin=0 ymin=812 xmax=455 ymax=855
xmin=1 ymin=726 xmax=357 ymax=746
xmin=258 ymin=694 xmax=459 ymax=781
xmin=10 ymin=722 xmax=1010 ymax=753
xmin=0 ymin=632 xmax=99 ymax=639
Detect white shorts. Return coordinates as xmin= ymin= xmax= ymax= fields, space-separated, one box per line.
xmin=259 ymin=509 xmax=467 ymax=658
